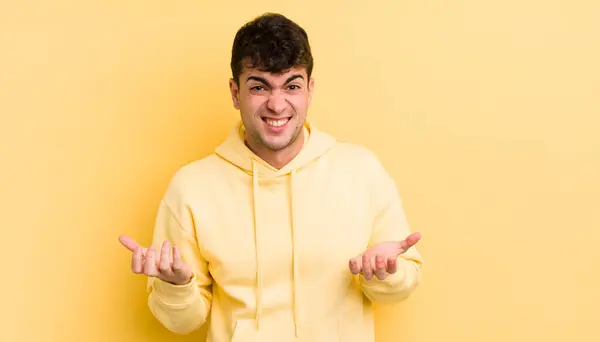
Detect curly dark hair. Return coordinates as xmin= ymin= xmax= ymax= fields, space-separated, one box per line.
xmin=230 ymin=13 xmax=314 ymax=86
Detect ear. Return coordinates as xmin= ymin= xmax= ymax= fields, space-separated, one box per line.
xmin=229 ymin=78 xmax=240 ymax=109
xmin=307 ymin=77 xmax=315 ymax=106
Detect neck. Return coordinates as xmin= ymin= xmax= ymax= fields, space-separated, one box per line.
xmin=245 ymin=132 xmax=305 ymax=169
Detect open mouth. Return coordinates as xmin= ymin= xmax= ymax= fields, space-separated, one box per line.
xmin=262 ymin=117 xmax=290 ymax=128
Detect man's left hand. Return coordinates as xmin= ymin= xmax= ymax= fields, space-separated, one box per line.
xmin=349 ymin=232 xmax=421 ymax=280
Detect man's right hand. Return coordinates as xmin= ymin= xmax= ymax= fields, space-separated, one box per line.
xmin=119 ymin=235 xmax=193 ymax=286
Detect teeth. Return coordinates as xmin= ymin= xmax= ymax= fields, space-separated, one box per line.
xmin=265 ymin=118 xmax=288 ymax=127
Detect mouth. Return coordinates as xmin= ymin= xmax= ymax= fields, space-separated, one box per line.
xmin=262 ymin=117 xmax=290 ymax=130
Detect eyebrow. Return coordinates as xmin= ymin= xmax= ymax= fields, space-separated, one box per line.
xmin=246 ymin=74 xmax=305 ymax=87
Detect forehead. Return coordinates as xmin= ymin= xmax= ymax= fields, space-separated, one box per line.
xmin=241 ymin=66 xmax=308 ymax=84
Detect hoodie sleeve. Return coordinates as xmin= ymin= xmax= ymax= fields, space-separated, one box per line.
xmin=146 ymin=198 xmax=213 ymax=334
xmin=359 ymin=152 xmax=424 ymax=304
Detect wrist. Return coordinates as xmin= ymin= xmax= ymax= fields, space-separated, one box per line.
xmin=162 ymin=272 xmax=194 ymax=286
xmin=171 ymin=274 xmax=194 ymax=286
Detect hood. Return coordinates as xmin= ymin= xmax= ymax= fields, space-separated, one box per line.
xmin=214 ymin=120 xmax=336 ymax=336
xmin=215 ymin=119 xmax=336 ymax=176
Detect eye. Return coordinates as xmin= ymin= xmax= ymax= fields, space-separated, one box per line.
xmin=250 ymin=85 xmax=265 ymax=91
xmin=288 ymin=84 xmax=301 ymax=90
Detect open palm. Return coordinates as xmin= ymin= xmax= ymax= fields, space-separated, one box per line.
xmin=119 ymin=235 xmax=193 ymax=285
xmin=349 ymin=232 xmax=421 ymax=280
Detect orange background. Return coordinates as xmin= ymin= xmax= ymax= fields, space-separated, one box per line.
xmin=1 ymin=1 xmax=599 ymax=341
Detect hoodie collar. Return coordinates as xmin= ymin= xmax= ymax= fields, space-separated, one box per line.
xmin=214 ymin=120 xmax=336 ymax=177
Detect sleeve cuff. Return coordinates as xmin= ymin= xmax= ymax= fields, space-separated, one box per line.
xmin=360 ymin=256 xmax=415 ymax=288
xmin=152 ymin=274 xmax=198 ymax=305
xmin=360 ymin=269 xmax=404 ymax=289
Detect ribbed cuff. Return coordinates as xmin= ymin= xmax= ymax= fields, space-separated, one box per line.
xmin=360 ymin=256 xmax=407 ymax=288
xmin=152 ymin=274 xmax=197 ymax=305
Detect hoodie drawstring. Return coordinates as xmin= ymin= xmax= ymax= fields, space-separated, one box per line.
xmin=250 ymin=158 xmax=301 ymax=337
xmin=290 ymin=169 xmax=300 ymax=337
xmin=251 ymin=159 xmax=263 ymax=330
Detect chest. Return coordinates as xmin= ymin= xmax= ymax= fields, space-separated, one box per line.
xmin=193 ymin=170 xmax=373 ymax=287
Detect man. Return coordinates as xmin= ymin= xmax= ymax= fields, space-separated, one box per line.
xmin=119 ymin=12 xmax=423 ymax=342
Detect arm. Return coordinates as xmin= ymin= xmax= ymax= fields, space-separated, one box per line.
xmin=359 ymin=155 xmax=424 ymax=304
xmin=146 ymin=198 xmax=213 ymax=334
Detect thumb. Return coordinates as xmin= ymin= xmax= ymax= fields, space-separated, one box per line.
xmin=398 ymin=232 xmax=422 ymax=252
xmin=118 ymin=235 xmax=140 ymax=252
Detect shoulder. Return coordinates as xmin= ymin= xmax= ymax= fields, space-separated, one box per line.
xmin=327 ymin=141 xmax=388 ymax=175
xmin=162 ymin=154 xmax=224 ymax=201
xmin=171 ymin=154 xmax=223 ymax=181
xmin=326 ymin=141 xmax=398 ymax=200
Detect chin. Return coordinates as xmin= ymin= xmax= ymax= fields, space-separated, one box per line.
xmin=261 ymin=137 xmax=294 ymax=151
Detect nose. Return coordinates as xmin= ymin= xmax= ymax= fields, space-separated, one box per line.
xmin=266 ymin=92 xmax=286 ymax=114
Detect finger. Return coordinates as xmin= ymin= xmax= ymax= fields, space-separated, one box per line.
xmin=399 ymin=232 xmax=422 ymax=252
xmin=362 ymin=254 xmax=373 ymax=280
xmin=386 ymin=256 xmax=397 ymax=274
xmin=119 ymin=235 xmax=140 ymax=252
xmin=375 ymin=255 xmax=387 ymax=280
xmin=159 ymin=241 xmax=173 ymax=276
xmin=172 ymin=246 xmax=192 ymax=284
xmin=349 ymin=258 xmax=361 ymax=275
xmin=132 ymin=246 xmax=143 ymax=273
xmin=143 ymin=246 xmax=158 ymax=277
xmin=172 ymin=246 xmax=186 ymax=276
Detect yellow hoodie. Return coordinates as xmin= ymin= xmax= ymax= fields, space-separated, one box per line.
xmin=146 ymin=120 xmax=423 ymax=342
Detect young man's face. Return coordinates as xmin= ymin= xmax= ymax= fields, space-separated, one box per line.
xmin=229 ymin=66 xmax=314 ymax=153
